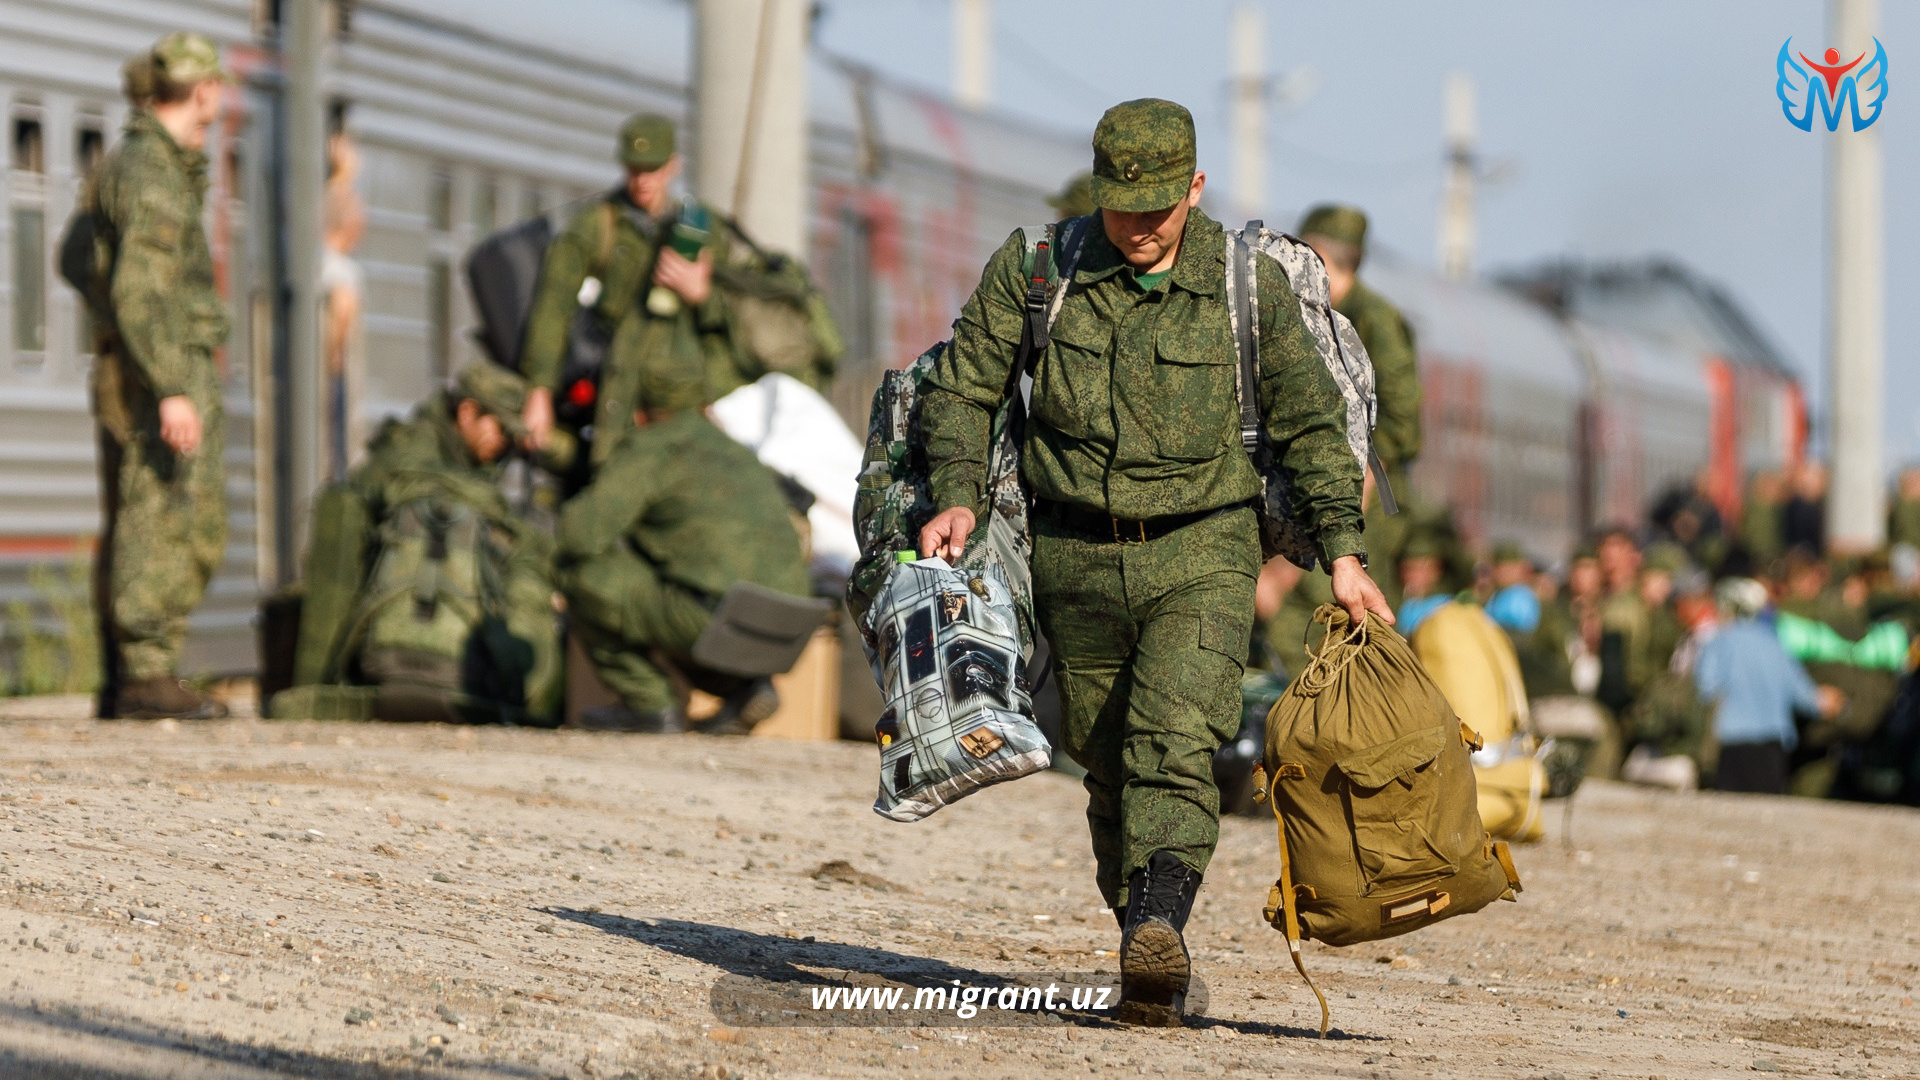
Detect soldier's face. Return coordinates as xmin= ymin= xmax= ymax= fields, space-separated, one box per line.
xmin=1100 ymin=171 xmax=1206 ymax=273
xmin=626 ymin=156 xmax=680 ymax=217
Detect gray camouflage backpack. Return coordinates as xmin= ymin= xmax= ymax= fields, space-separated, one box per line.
xmin=1226 ymin=220 xmax=1395 ymax=570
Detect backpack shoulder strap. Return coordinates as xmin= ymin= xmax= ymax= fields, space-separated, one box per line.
xmin=594 ymin=199 xmax=618 ymax=277
xmin=1227 ymin=223 xmax=1262 ymax=456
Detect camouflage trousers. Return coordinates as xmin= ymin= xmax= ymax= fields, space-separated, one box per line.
xmin=1032 ymin=505 xmax=1259 ymax=909
xmin=94 ymin=403 xmax=226 ymax=692
xmin=560 ymin=545 xmax=748 ymax=713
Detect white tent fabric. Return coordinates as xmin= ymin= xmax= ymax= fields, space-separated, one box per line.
xmin=709 ymin=374 xmax=865 ymax=576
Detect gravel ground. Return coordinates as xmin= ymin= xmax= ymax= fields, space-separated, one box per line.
xmin=0 ymin=696 xmax=1914 ymax=1080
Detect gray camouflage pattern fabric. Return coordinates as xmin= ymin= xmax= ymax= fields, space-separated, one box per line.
xmin=1224 ymin=224 xmax=1378 ymax=568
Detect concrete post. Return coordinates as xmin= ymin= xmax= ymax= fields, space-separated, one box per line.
xmin=1825 ymin=0 xmax=1886 ymax=551
xmin=1437 ymin=70 xmax=1475 ymax=282
xmin=281 ymin=0 xmax=328 ymax=582
xmin=695 ymin=0 xmax=810 ymax=258
xmin=952 ymin=0 xmax=991 ymax=111
xmin=1229 ymin=4 xmax=1266 ymax=222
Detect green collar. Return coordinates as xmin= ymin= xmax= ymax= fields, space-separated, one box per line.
xmin=1070 ymin=207 xmax=1223 ymax=297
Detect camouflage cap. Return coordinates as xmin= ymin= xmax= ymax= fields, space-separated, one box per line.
xmin=618 ymin=113 xmax=677 ymax=171
xmin=1298 ymin=204 xmax=1369 ymax=249
xmin=638 ymin=354 xmax=710 ymax=414
xmin=1090 ymin=99 xmax=1196 ymax=213
xmin=453 ymin=362 xmax=529 ymax=439
xmin=1642 ymin=541 xmax=1691 ymax=575
xmin=122 ymin=53 xmax=156 ymax=106
xmin=1490 ymin=539 xmax=1528 ymax=565
xmin=1047 ymin=171 xmax=1097 ymax=219
xmin=151 ymin=31 xmax=229 ymax=87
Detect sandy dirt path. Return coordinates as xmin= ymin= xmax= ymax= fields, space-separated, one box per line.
xmin=0 ymin=697 xmax=1913 ymax=1079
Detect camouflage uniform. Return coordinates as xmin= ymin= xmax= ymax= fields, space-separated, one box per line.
xmin=289 ymin=365 xmax=567 ymax=718
xmin=84 ymin=38 xmax=231 ymax=707
xmin=521 ymin=114 xmax=735 ymax=468
xmin=555 ymin=411 xmax=810 ymax=714
xmin=1300 ymin=204 xmax=1421 ymax=608
xmin=921 ymin=101 xmax=1364 ymax=909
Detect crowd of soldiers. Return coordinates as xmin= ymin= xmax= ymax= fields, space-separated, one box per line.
xmin=79 ymin=35 xmax=822 ymax=735
xmin=95 ymin=27 xmax=1910 ymax=1026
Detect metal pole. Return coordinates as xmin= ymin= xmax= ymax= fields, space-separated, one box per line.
xmin=1229 ymin=4 xmax=1266 ymax=222
xmin=1437 ymin=70 xmax=1475 ymax=282
xmin=952 ymin=0 xmax=991 ymax=110
xmin=1825 ymin=0 xmax=1886 ymax=551
xmin=280 ymin=0 xmax=327 ymax=583
xmin=695 ymin=0 xmax=809 ymax=257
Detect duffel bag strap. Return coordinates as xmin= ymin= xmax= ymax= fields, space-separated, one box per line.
xmin=1261 ymin=767 xmax=1330 ymax=1038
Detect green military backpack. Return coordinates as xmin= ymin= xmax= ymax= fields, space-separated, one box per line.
xmin=713 ymin=215 xmax=845 ymax=393
xmin=276 ymin=471 xmax=558 ymax=724
xmin=1256 ymin=606 xmax=1522 ymax=1037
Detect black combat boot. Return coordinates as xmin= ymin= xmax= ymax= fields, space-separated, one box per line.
xmin=1117 ymin=850 xmax=1202 ymax=1027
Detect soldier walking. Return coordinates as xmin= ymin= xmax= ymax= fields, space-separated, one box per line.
xmin=918 ymin=99 xmax=1388 ymax=1025
xmin=81 ymin=34 xmax=232 ymax=719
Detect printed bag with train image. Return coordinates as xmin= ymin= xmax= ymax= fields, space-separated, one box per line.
xmin=866 ymin=557 xmax=1050 ymax=822
xmin=1256 ymin=605 xmax=1522 ymax=1036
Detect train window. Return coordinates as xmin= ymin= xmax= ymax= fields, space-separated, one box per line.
xmin=11 ymin=117 xmax=43 ymax=173
xmin=472 ymin=176 xmax=496 ymax=233
xmin=427 ymin=167 xmax=452 ymax=232
xmin=12 ymin=206 xmax=45 ymax=353
xmin=426 ymin=257 xmax=451 ymax=381
xmin=76 ymin=125 xmax=105 ymax=176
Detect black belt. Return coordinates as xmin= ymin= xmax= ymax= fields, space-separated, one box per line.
xmin=1035 ymin=499 xmax=1241 ymax=544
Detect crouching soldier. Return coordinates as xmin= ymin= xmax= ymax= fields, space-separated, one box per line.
xmin=272 ymin=364 xmax=570 ymax=724
xmin=556 ymin=368 xmax=826 ymax=735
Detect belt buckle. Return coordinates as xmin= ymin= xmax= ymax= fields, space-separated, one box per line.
xmin=1111 ymin=516 xmax=1148 ymax=543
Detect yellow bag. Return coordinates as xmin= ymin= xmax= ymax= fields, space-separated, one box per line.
xmin=1409 ymin=602 xmax=1546 ymax=843
xmin=1259 ymin=607 xmax=1521 ymax=1036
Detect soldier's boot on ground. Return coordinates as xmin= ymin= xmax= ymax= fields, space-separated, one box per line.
xmin=695 ymin=679 xmax=780 ymax=736
xmin=1117 ymin=850 xmax=1202 ymax=1027
xmin=115 ymin=677 xmax=229 ymax=721
xmin=570 ymin=704 xmax=687 ymax=734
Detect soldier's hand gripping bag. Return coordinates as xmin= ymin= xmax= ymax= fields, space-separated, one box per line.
xmin=867 ymin=557 xmax=1050 ymax=822
xmin=1258 ymin=605 xmax=1520 ymax=1035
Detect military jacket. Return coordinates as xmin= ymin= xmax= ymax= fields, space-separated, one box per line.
xmin=89 ymin=112 xmax=230 ymax=436
xmin=555 ymin=411 xmax=809 ymax=600
xmin=921 ymin=208 xmax=1364 ymax=565
xmin=521 ymin=193 xmax=736 ymax=442
xmin=1337 ymin=279 xmax=1420 ymax=470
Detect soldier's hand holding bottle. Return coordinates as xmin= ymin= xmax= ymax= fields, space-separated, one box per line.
xmin=158 ymin=395 xmax=202 ymax=456
xmin=652 ymin=245 xmax=713 ymax=307
xmin=919 ymin=506 xmax=976 ymax=564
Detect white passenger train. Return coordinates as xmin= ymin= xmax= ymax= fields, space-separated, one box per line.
xmin=0 ymin=0 xmax=1798 ymax=680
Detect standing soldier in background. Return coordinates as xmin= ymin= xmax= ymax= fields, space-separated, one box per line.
xmin=918 ymin=100 xmax=1388 ymax=1026
xmin=78 ymin=34 xmax=232 ymax=719
xmin=519 ymin=113 xmax=732 ymax=473
xmin=1298 ymin=204 xmax=1421 ymax=602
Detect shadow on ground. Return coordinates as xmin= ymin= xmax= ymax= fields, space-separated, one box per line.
xmin=0 ymin=1002 xmax=540 ymax=1080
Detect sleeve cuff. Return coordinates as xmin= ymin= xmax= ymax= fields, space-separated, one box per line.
xmin=930 ymin=470 xmax=987 ymax=522
xmin=1318 ymin=527 xmax=1367 ymax=568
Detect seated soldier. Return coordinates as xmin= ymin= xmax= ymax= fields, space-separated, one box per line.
xmin=275 ymin=364 xmax=571 ymax=724
xmin=555 ymin=371 xmax=814 ymax=735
